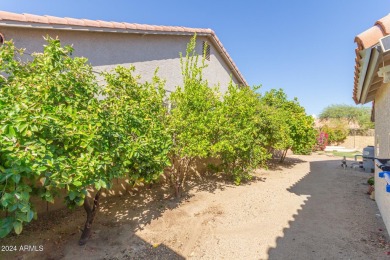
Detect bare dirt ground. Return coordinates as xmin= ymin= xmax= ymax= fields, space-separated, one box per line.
xmin=1 ymin=154 xmax=390 ymax=259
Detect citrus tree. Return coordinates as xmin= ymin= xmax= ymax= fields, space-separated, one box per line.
xmin=0 ymin=38 xmax=100 ymax=238
xmin=212 ymin=84 xmax=270 ymax=184
xmin=167 ymin=36 xmax=220 ymax=197
xmin=76 ymin=66 xmax=171 ymax=245
xmin=0 ymin=38 xmax=171 ymax=245
xmin=261 ymin=89 xmax=315 ymax=161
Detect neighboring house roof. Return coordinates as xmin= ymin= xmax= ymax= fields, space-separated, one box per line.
xmin=353 ymin=13 xmax=390 ymax=104
xmin=0 ymin=10 xmax=247 ymax=86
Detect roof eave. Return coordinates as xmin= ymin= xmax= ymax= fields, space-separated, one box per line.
xmin=357 ymin=46 xmax=381 ymax=104
xmin=355 ymin=48 xmax=371 ymax=103
xmin=0 ymin=20 xmax=248 ymax=86
xmin=0 ymin=21 xmax=211 ymax=36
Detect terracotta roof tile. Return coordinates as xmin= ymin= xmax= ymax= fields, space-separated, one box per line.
xmin=163 ymin=26 xmax=176 ymax=32
xmin=376 ymin=15 xmax=390 ymax=35
xmin=353 ymin=13 xmax=390 ymax=103
xmin=122 ymin=23 xmax=134 ymax=29
xmin=23 ymin=13 xmax=48 ymax=24
xmin=355 ymin=25 xmax=384 ymax=50
xmin=82 ymin=19 xmax=100 ymax=27
xmin=96 ymin=20 xmax=114 ymax=28
xmin=152 ymin=25 xmax=161 ymax=30
xmin=133 ymin=23 xmax=147 ymax=30
xmin=44 ymin=15 xmax=68 ymax=25
xmin=64 ymin=17 xmax=85 ymax=26
xmin=0 ymin=10 xmax=247 ymax=85
xmin=0 ymin=11 xmax=26 ymax=21
xmin=110 ymin=22 xmax=126 ymax=29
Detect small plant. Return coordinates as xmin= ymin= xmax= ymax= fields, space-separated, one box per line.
xmin=368 ymin=177 xmax=375 ymax=186
xmin=367 ymin=177 xmax=375 ymax=196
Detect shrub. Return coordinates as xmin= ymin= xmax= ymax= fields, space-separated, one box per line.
xmin=260 ymin=89 xmax=316 ymax=160
xmin=212 ymin=84 xmax=270 ymax=184
xmin=315 ymin=131 xmax=329 ymax=151
xmin=166 ymin=35 xmax=220 ymax=197
xmin=0 ymin=38 xmax=171 ymax=244
xmin=321 ymin=124 xmax=348 ymax=145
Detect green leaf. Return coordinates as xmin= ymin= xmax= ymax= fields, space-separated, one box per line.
xmin=94 ymin=181 xmax=101 ymax=190
xmin=13 ymin=221 xmax=23 ymax=235
xmin=68 ymin=191 xmax=76 ymax=200
xmin=75 ymin=198 xmax=84 ymax=206
xmin=8 ymin=204 xmax=18 ymax=212
xmin=12 ymin=174 xmax=21 ymax=184
xmin=99 ymin=180 xmax=107 ymax=189
xmin=7 ymin=126 xmax=15 ymax=138
xmin=18 ymin=123 xmax=28 ymax=133
xmin=27 ymin=211 xmax=34 ymax=222
xmin=37 ymin=166 xmax=47 ymax=172
xmin=0 ymin=219 xmax=13 ymax=238
xmin=18 ymin=204 xmax=30 ymax=213
xmin=73 ymin=181 xmax=82 ymax=187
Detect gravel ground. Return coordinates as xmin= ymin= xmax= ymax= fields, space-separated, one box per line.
xmin=2 ymin=154 xmax=389 ymax=259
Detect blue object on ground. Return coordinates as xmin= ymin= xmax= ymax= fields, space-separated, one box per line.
xmin=387 ymin=184 xmax=390 ymax=193
xmin=384 ymin=172 xmax=390 ymax=193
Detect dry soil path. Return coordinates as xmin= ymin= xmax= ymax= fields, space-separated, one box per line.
xmin=2 ymin=154 xmax=389 ymax=259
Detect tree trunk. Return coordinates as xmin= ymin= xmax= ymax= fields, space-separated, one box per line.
xmin=280 ymin=149 xmax=288 ymax=163
xmin=179 ymin=157 xmax=192 ymax=195
xmin=174 ymin=182 xmax=180 ymax=198
xmin=79 ymin=188 xmax=102 ymax=246
xmin=175 ymin=163 xmax=182 ymax=198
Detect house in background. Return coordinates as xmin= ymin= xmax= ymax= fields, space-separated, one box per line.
xmin=353 ymin=13 xmax=390 ymax=233
xmin=0 ymin=11 xmax=247 ymax=94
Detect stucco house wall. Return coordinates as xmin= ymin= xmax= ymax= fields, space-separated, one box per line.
xmin=373 ymin=82 xmax=390 ymax=232
xmin=0 ymin=26 xmax=239 ymax=93
xmin=352 ymin=13 xmax=390 ymax=236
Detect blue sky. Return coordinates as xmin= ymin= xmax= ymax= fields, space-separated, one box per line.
xmin=1 ymin=1 xmax=389 ymax=115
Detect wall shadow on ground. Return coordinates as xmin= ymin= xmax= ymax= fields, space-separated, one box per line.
xmin=2 ymin=181 xmax=188 ymax=259
xmin=2 ymin=156 xmax=308 ymax=259
xmin=4 ymin=158 xmax=265 ymax=259
xmin=267 ymin=159 xmax=389 ymax=260
xmin=266 ymin=157 xmax=307 ymax=171
xmin=181 ymin=156 xmax=307 ymax=195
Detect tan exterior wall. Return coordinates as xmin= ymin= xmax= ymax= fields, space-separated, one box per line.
xmin=373 ymin=82 xmax=390 ymax=234
xmin=338 ymin=136 xmax=374 ymax=151
xmin=0 ymin=27 xmax=240 ymax=93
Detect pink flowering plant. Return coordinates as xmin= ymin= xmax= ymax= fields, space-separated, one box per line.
xmin=315 ymin=131 xmax=328 ymax=151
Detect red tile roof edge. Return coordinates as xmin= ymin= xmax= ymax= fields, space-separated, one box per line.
xmin=0 ymin=10 xmax=247 ymax=86
xmin=353 ymin=13 xmax=390 ymax=103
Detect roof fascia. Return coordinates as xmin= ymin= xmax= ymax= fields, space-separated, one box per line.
xmin=360 ymin=46 xmax=381 ymax=104
xmin=356 ymin=48 xmax=371 ymax=102
xmin=0 ymin=21 xmax=209 ymax=36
